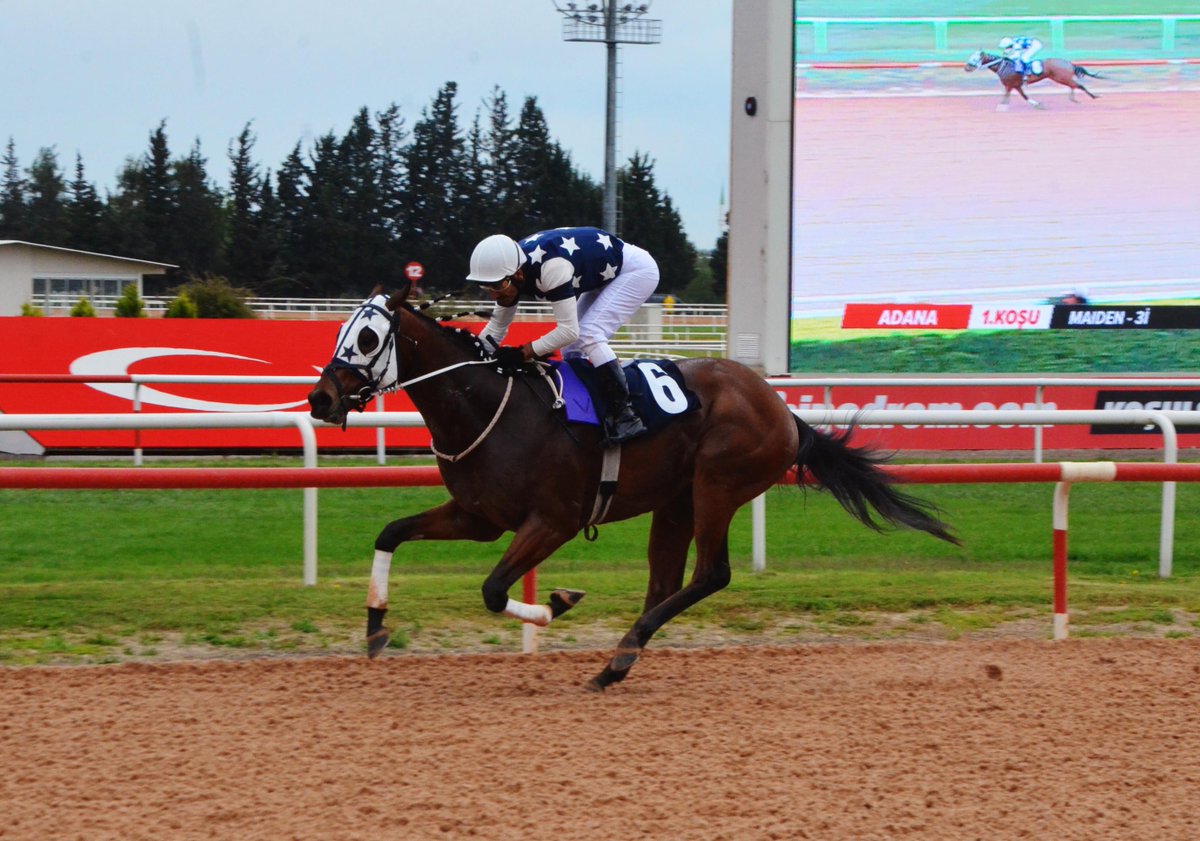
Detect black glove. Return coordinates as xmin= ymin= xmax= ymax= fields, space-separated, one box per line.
xmin=493 ymin=345 xmax=525 ymax=373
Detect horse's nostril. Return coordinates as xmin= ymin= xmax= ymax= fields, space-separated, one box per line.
xmin=308 ymin=389 xmax=332 ymax=418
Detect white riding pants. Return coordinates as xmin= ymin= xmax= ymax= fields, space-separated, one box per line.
xmin=564 ymin=243 xmax=660 ymax=367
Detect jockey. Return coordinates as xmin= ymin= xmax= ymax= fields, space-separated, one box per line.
xmin=467 ymin=227 xmax=660 ymax=445
xmin=999 ymin=35 xmax=1044 ymax=77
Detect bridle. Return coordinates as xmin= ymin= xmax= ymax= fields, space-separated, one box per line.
xmin=321 ymin=296 xmax=403 ymax=424
xmin=319 ymin=295 xmax=519 ymax=458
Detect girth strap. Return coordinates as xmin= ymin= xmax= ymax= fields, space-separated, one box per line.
xmin=587 ymin=444 xmax=621 ymax=530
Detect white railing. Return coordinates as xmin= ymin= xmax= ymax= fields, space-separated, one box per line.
xmin=28 ymin=294 xmax=730 ymax=358
xmin=2 ymin=408 xmax=1198 ymax=584
xmin=797 ymin=15 xmax=1200 ymax=53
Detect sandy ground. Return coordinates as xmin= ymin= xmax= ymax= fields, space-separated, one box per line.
xmin=3 ymin=638 xmax=1200 ymax=841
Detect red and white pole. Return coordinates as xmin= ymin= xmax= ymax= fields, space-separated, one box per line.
xmin=1052 ymin=482 xmax=1071 ymax=641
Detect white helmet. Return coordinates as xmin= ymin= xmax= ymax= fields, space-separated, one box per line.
xmin=466 ymin=234 xmax=527 ymax=283
xmin=998 ymin=37 xmax=1014 ymax=51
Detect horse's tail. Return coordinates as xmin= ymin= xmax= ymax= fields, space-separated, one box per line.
xmin=1074 ymin=64 xmax=1104 ymax=79
xmin=793 ymin=415 xmax=960 ymax=545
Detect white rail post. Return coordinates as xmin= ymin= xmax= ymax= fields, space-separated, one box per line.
xmin=133 ymin=383 xmax=143 ymax=467
xmin=291 ymin=414 xmax=319 ymax=586
xmin=1149 ymin=411 xmax=1178 ymax=579
xmin=375 ymin=393 xmax=387 ymax=465
xmin=751 ymin=493 xmax=767 ymax=572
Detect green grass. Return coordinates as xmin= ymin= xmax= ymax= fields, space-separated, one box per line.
xmin=790 ymin=330 xmax=1200 ymax=373
xmin=2 ymin=464 xmax=1199 ymax=663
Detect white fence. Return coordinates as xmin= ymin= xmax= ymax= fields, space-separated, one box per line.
xmin=2 ymin=407 xmax=1197 ymax=585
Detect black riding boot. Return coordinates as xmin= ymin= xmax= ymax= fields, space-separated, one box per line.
xmin=597 ymin=359 xmax=646 ymax=445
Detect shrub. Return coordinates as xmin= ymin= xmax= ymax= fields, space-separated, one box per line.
xmin=70 ymin=297 xmax=96 ymax=317
xmin=173 ymin=275 xmax=257 ymax=318
xmin=114 ymin=283 xmax=146 ymax=318
xmin=20 ymin=301 xmax=44 ymax=317
xmin=164 ymin=292 xmax=199 ymax=318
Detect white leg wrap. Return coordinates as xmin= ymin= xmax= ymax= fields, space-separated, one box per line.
xmin=366 ymin=549 xmax=392 ymax=610
xmin=503 ymin=598 xmax=552 ymax=627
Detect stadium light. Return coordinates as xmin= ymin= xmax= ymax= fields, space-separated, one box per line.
xmin=550 ymin=1 xmax=662 ymax=234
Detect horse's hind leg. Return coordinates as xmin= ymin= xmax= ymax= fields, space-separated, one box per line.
xmin=642 ymin=494 xmax=694 ymax=612
xmin=1077 ymin=81 xmax=1098 ymax=99
xmin=366 ymin=500 xmax=504 ymax=657
xmin=589 ymin=496 xmax=732 ymax=692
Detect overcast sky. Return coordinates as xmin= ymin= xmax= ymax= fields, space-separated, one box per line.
xmin=2 ymin=0 xmax=733 ymax=249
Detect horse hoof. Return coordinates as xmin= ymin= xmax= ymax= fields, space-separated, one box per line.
xmin=549 ymin=589 xmax=586 ymax=618
xmin=584 ymin=678 xmax=606 ymax=693
xmin=1031 ymin=101 xmax=1044 ymax=109
xmin=366 ymin=628 xmax=391 ymax=659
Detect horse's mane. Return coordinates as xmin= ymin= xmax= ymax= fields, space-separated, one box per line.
xmin=399 ymin=295 xmax=491 ymax=360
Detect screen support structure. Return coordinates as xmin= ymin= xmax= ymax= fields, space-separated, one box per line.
xmin=728 ymin=0 xmax=794 ymax=375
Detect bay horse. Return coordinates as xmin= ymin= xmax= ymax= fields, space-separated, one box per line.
xmin=307 ymin=286 xmax=959 ymax=690
xmin=964 ymin=50 xmax=1103 ymax=111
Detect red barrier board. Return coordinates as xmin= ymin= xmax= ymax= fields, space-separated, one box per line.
xmin=2 ymin=318 xmax=1197 ymax=453
xmin=0 ymin=317 xmax=545 ymax=452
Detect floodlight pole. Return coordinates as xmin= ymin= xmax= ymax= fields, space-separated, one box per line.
xmin=553 ymin=2 xmax=662 ymax=235
xmin=603 ymin=2 xmax=618 ymax=234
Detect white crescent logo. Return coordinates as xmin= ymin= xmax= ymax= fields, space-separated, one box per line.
xmin=70 ymin=348 xmax=311 ymax=412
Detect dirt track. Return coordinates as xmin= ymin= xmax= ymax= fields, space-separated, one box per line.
xmin=3 ymin=638 xmax=1200 ymax=840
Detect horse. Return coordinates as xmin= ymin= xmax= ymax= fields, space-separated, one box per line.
xmin=307 ymin=286 xmax=960 ymax=690
xmin=964 ymin=50 xmax=1103 ymax=111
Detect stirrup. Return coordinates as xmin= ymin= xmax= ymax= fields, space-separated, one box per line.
xmin=604 ymin=409 xmax=646 ymax=445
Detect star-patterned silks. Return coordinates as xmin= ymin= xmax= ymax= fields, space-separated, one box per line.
xmin=514 ymin=226 xmax=625 ymax=301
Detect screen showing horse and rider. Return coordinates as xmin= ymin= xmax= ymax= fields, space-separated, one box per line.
xmin=789 ymin=3 xmax=1200 ymax=374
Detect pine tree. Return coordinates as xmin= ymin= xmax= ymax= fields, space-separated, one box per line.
xmin=171 ymin=140 xmax=224 ymax=276
xmin=142 ymin=121 xmax=175 ymax=261
xmin=618 ymin=151 xmax=695 ymax=293
xmin=64 ymin=154 xmax=108 ymax=252
xmin=511 ymin=97 xmax=601 ymax=234
xmin=401 ymin=82 xmax=467 ymax=289
xmin=0 ymin=138 xmax=27 ymax=240
xmin=104 ymin=159 xmax=154 ymax=262
xmin=224 ymin=123 xmax=271 ymax=289
xmin=374 ymin=103 xmax=407 ymax=241
xmin=24 ymin=147 xmax=67 ymax=246
xmin=709 ymin=228 xmax=728 ymax=301
xmin=270 ymin=143 xmax=312 ymax=295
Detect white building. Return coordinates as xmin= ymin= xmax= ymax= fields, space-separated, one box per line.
xmin=0 ymin=240 xmax=175 ymax=316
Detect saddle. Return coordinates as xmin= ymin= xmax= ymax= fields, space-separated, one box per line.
xmin=551 ymin=358 xmax=700 ymax=437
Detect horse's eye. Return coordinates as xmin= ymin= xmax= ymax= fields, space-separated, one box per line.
xmin=357 ymin=326 xmax=380 ymax=355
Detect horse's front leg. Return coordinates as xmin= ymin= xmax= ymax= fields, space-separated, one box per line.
xmin=366 ymin=500 xmax=504 ymax=657
xmin=997 ymin=88 xmax=1013 ymax=112
xmin=480 ymin=515 xmax=582 ymax=628
xmin=1015 ymin=85 xmax=1043 ymax=109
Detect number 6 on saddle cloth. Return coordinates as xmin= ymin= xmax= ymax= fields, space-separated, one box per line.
xmin=553 ymin=358 xmax=700 ymax=433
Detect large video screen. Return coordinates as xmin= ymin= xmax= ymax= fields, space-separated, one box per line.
xmin=788 ymin=3 xmax=1200 ymax=373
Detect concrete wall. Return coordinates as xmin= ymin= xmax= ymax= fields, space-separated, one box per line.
xmin=728 ymin=0 xmax=793 ymax=375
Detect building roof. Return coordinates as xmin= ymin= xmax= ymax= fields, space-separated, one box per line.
xmin=0 ymin=240 xmax=177 ymax=269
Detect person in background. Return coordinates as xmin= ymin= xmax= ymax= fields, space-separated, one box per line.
xmin=466 ymin=227 xmax=660 ymax=445
xmin=999 ymin=35 xmax=1044 ymax=78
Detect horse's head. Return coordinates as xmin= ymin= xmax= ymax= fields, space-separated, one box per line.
xmin=308 ymin=284 xmax=410 ymax=427
xmin=963 ymin=50 xmax=983 ymax=72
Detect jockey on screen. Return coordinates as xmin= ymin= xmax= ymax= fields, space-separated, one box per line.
xmin=999 ymin=35 xmax=1044 ymax=77
xmin=466 ymin=227 xmax=660 ymax=446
